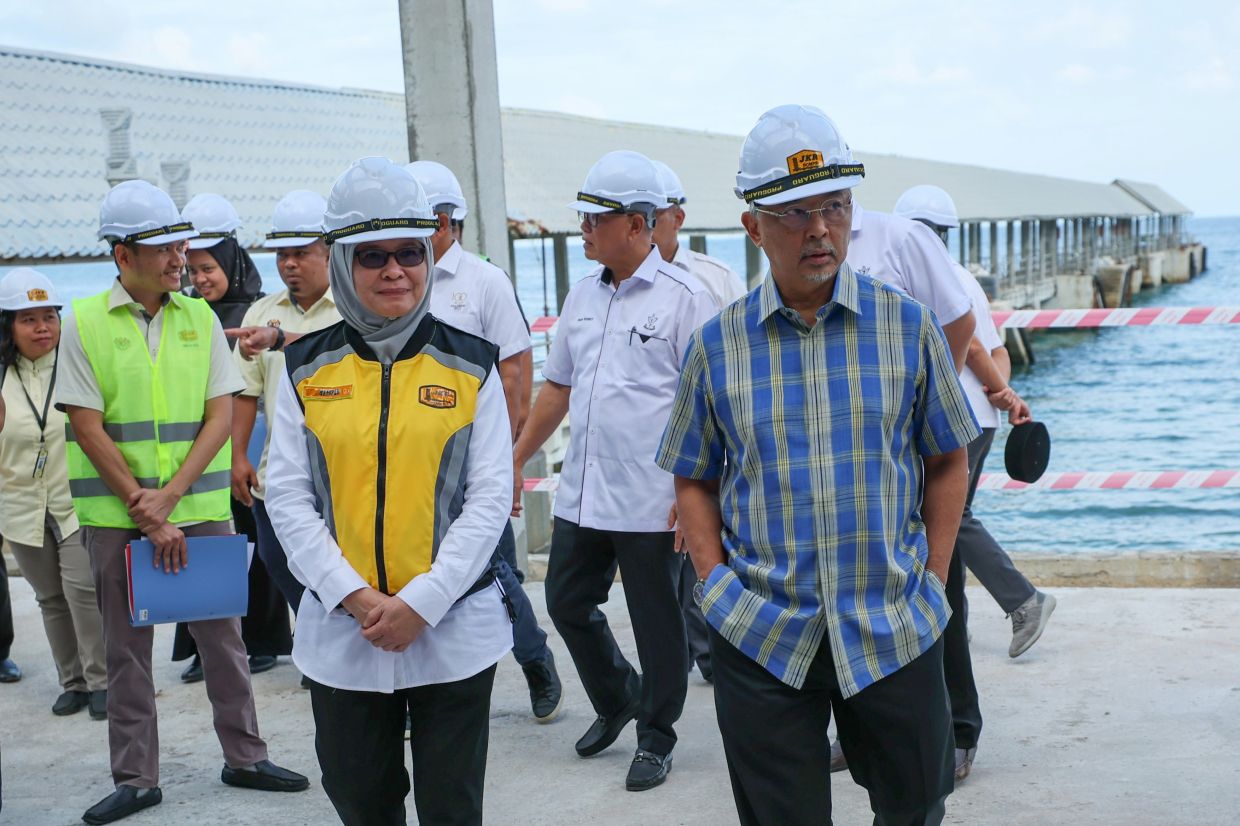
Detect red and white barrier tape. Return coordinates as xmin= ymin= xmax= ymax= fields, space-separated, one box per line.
xmin=530 ymin=307 xmax=1240 ymax=335
xmin=524 ymin=470 xmax=1240 ymax=494
xmin=991 ymin=306 xmax=1240 ymax=329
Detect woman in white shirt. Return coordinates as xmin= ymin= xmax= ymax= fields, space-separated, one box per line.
xmin=266 ymin=158 xmax=513 ymax=826
xmin=0 ymin=268 xmax=107 ymax=719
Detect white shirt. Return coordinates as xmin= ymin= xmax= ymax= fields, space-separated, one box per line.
xmin=429 ymin=242 xmax=532 ymax=361
xmin=954 ymin=265 xmax=1005 ymax=428
xmin=542 ymin=245 xmax=717 ymax=532
xmin=846 ymin=205 xmax=973 ymax=326
xmin=670 ymin=243 xmax=747 ymax=313
xmin=265 ymin=353 xmax=514 ymax=693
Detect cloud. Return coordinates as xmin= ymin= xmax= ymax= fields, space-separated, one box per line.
xmin=227 ymin=33 xmax=274 ymax=76
xmin=1184 ymin=56 xmax=1234 ymax=92
xmin=1029 ymin=5 xmax=1133 ymax=49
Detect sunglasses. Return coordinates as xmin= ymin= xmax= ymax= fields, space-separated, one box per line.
xmin=752 ymin=195 xmax=853 ymax=231
xmin=353 ymin=245 xmax=427 ymax=270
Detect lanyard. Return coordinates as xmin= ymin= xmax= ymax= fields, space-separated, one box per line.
xmin=17 ymin=349 xmax=58 ymax=446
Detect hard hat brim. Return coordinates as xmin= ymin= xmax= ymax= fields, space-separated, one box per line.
xmin=568 ymin=199 xmax=618 ymax=214
xmin=452 ymin=206 xmax=468 ymax=221
xmin=333 ymin=226 xmax=435 ymax=246
xmin=0 ymin=298 xmax=63 ymax=311
xmin=749 ymin=176 xmax=862 ymax=207
xmin=263 ymin=236 xmax=321 ymax=249
xmin=133 ymin=228 xmax=200 ymax=246
xmin=187 ymin=236 xmax=227 ymax=250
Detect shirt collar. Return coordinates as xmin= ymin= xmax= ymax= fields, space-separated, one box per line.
xmin=278 ymin=286 xmax=336 ymax=314
xmin=758 ymin=262 xmax=862 ymax=326
xmin=17 ymin=349 xmax=56 ymax=373
xmin=850 ymin=202 xmax=865 ymax=233
xmin=600 ymin=245 xmax=663 ymax=287
xmin=670 ymin=243 xmax=693 ymax=272
xmin=435 ymin=241 xmax=463 ymax=277
xmin=107 ymin=277 xmax=172 ymax=314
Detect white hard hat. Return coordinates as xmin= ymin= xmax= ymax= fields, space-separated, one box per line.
xmin=264 ymin=190 xmax=328 ymax=248
xmin=735 ymin=104 xmax=865 ymax=206
xmin=181 ymin=193 xmax=243 ymax=249
xmin=322 ymin=157 xmax=439 ymax=246
xmin=568 ymin=150 xmax=664 ymax=214
xmin=651 ymin=160 xmax=686 ymax=206
xmin=893 ymin=184 xmax=960 ymax=228
xmin=98 ymin=180 xmax=199 ymax=246
xmin=0 ymin=268 xmax=61 ymax=311
xmin=406 ymin=161 xmax=468 ymax=221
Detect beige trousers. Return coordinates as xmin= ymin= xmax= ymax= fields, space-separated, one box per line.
xmin=8 ymin=516 xmax=107 ymax=692
xmin=82 ymin=520 xmax=268 ymax=788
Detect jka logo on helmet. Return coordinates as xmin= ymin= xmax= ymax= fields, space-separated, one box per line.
xmin=26 ymin=288 xmax=49 ymax=302
xmin=418 ymin=385 xmax=457 ymax=409
xmin=786 ymin=150 xmax=824 ymax=174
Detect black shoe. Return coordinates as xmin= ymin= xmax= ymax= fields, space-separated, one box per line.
xmin=522 ymin=650 xmax=563 ymax=723
xmin=179 ymin=655 xmax=203 ymax=684
xmin=575 ymin=694 xmax=640 ymax=757
xmin=89 ymin=689 xmax=108 ymax=720
xmin=0 ymin=657 xmax=21 ymax=682
xmin=221 ymin=759 xmax=310 ymax=793
xmin=625 ymin=749 xmax=672 ymax=791
xmin=53 ymin=689 xmax=90 ymax=716
xmin=248 ymin=655 xmax=278 ymax=675
xmin=82 ymin=785 xmax=162 ymax=824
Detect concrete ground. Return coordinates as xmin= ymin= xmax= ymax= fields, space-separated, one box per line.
xmin=1 ymin=578 xmax=1238 ymax=825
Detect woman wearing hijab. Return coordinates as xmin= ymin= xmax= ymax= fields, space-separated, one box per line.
xmin=0 ymin=268 xmax=108 ymax=718
xmin=172 ymin=193 xmax=293 ymax=683
xmin=265 ymin=158 xmax=513 ymax=826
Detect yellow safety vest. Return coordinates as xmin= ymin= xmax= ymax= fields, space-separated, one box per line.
xmin=65 ymin=290 xmax=232 ymax=528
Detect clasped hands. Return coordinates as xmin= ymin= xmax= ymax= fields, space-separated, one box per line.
xmin=342 ymin=587 xmax=429 ymax=653
xmin=128 ymin=488 xmax=186 ymax=574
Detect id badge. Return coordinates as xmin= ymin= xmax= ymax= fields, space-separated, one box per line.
xmin=33 ymin=447 xmax=48 ymax=479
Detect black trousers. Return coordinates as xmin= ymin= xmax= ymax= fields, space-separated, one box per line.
xmin=711 ymin=628 xmax=953 ymax=826
xmin=0 ymin=554 xmax=13 ymax=661
xmin=544 ymin=518 xmax=687 ymax=756
xmin=309 ymin=664 xmax=497 ymax=826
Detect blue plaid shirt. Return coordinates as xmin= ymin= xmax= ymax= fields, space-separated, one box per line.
xmin=655 ymin=265 xmax=979 ymax=694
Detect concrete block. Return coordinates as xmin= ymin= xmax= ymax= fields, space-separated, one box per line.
xmin=1138 ymin=251 xmax=1164 ymax=288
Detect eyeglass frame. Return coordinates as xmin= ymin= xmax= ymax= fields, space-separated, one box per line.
xmin=750 ymin=193 xmax=854 ymax=231
xmin=578 ymin=204 xmax=658 ymax=230
xmin=352 ymin=244 xmax=428 ymax=270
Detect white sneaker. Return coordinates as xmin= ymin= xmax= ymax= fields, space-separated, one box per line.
xmin=1009 ymin=591 xmax=1057 ymax=658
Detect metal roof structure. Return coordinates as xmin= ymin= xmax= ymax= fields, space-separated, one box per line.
xmin=1112 ymin=179 xmax=1193 ymax=216
xmin=1 ymin=45 xmax=1190 ymax=261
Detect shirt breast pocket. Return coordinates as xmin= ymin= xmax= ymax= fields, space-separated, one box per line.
xmin=615 ymin=325 xmax=675 ymax=381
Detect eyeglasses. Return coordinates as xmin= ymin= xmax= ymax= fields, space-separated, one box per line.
xmin=578 ymin=211 xmax=627 ymax=229
xmin=752 ymin=196 xmax=853 ymax=231
xmin=353 ymin=245 xmax=427 ymax=270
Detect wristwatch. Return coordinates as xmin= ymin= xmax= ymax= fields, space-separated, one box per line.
xmin=270 ymin=325 xmax=286 ymax=352
xmin=692 ymin=577 xmax=707 ymax=607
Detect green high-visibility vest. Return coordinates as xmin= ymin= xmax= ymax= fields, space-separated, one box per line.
xmin=65 ymin=290 xmax=232 ymax=528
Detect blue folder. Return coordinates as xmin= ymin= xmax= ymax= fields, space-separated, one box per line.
xmin=126 ymin=535 xmax=249 ymax=627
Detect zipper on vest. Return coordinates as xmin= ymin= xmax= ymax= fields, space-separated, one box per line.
xmin=374 ymin=362 xmax=392 ymax=594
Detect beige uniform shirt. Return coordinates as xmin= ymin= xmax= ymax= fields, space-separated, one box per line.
xmin=236 ymin=288 xmax=340 ymax=499
xmin=0 ymin=351 xmax=79 ymax=546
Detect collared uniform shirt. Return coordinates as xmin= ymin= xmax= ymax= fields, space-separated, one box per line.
xmin=543 ymin=245 xmax=716 ymax=533
xmin=954 ymin=265 xmax=1004 ymax=428
xmin=429 ymin=241 xmax=532 ymax=361
xmin=0 ymin=351 xmax=78 ymax=546
xmin=235 ymin=288 xmax=340 ymax=499
xmin=671 ymin=243 xmax=747 ymax=313
xmin=58 ymin=279 xmax=243 ymax=412
xmin=656 ymin=266 xmax=980 ymax=694
xmin=846 ymin=204 xmax=973 ymax=327
xmin=265 ymin=323 xmax=514 ymax=693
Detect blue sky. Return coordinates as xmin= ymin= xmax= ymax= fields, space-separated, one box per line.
xmin=4 ymin=1 xmax=1237 ymax=214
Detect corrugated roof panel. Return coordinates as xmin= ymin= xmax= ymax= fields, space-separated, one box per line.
xmin=1113 ymin=179 xmax=1192 ymax=215
xmin=0 ymin=45 xmax=1191 ymax=260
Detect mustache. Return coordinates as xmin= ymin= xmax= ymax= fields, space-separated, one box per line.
xmin=800 ymin=242 xmax=838 ymax=258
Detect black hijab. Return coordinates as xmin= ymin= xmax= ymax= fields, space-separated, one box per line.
xmin=190 ymin=238 xmax=264 ymax=339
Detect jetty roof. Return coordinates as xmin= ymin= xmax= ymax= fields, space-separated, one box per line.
xmin=0 ymin=45 xmax=1190 ymax=261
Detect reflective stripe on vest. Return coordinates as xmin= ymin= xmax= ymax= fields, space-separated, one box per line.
xmin=65 ymin=290 xmax=232 ymax=528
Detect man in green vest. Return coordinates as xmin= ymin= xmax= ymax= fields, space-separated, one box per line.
xmin=58 ymin=180 xmax=308 ymax=825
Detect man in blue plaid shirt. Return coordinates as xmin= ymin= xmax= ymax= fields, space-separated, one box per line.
xmin=656 ymin=105 xmax=980 ymax=826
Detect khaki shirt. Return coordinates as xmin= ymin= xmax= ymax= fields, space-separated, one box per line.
xmin=236 ymin=288 xmax=340 ymax=499
xmin=0 ymin=351 xmax=79 ymax=547
xmin=58 ymin=279 xmax=243 ymax=412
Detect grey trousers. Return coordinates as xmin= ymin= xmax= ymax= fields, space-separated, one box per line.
xmin=958 ymin=429 xmax=1037 ymax=614
xmin=7 ymin=515 xmax=107 ymax=692
xmin=83 ymin=520 xmax=268 ymax=788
